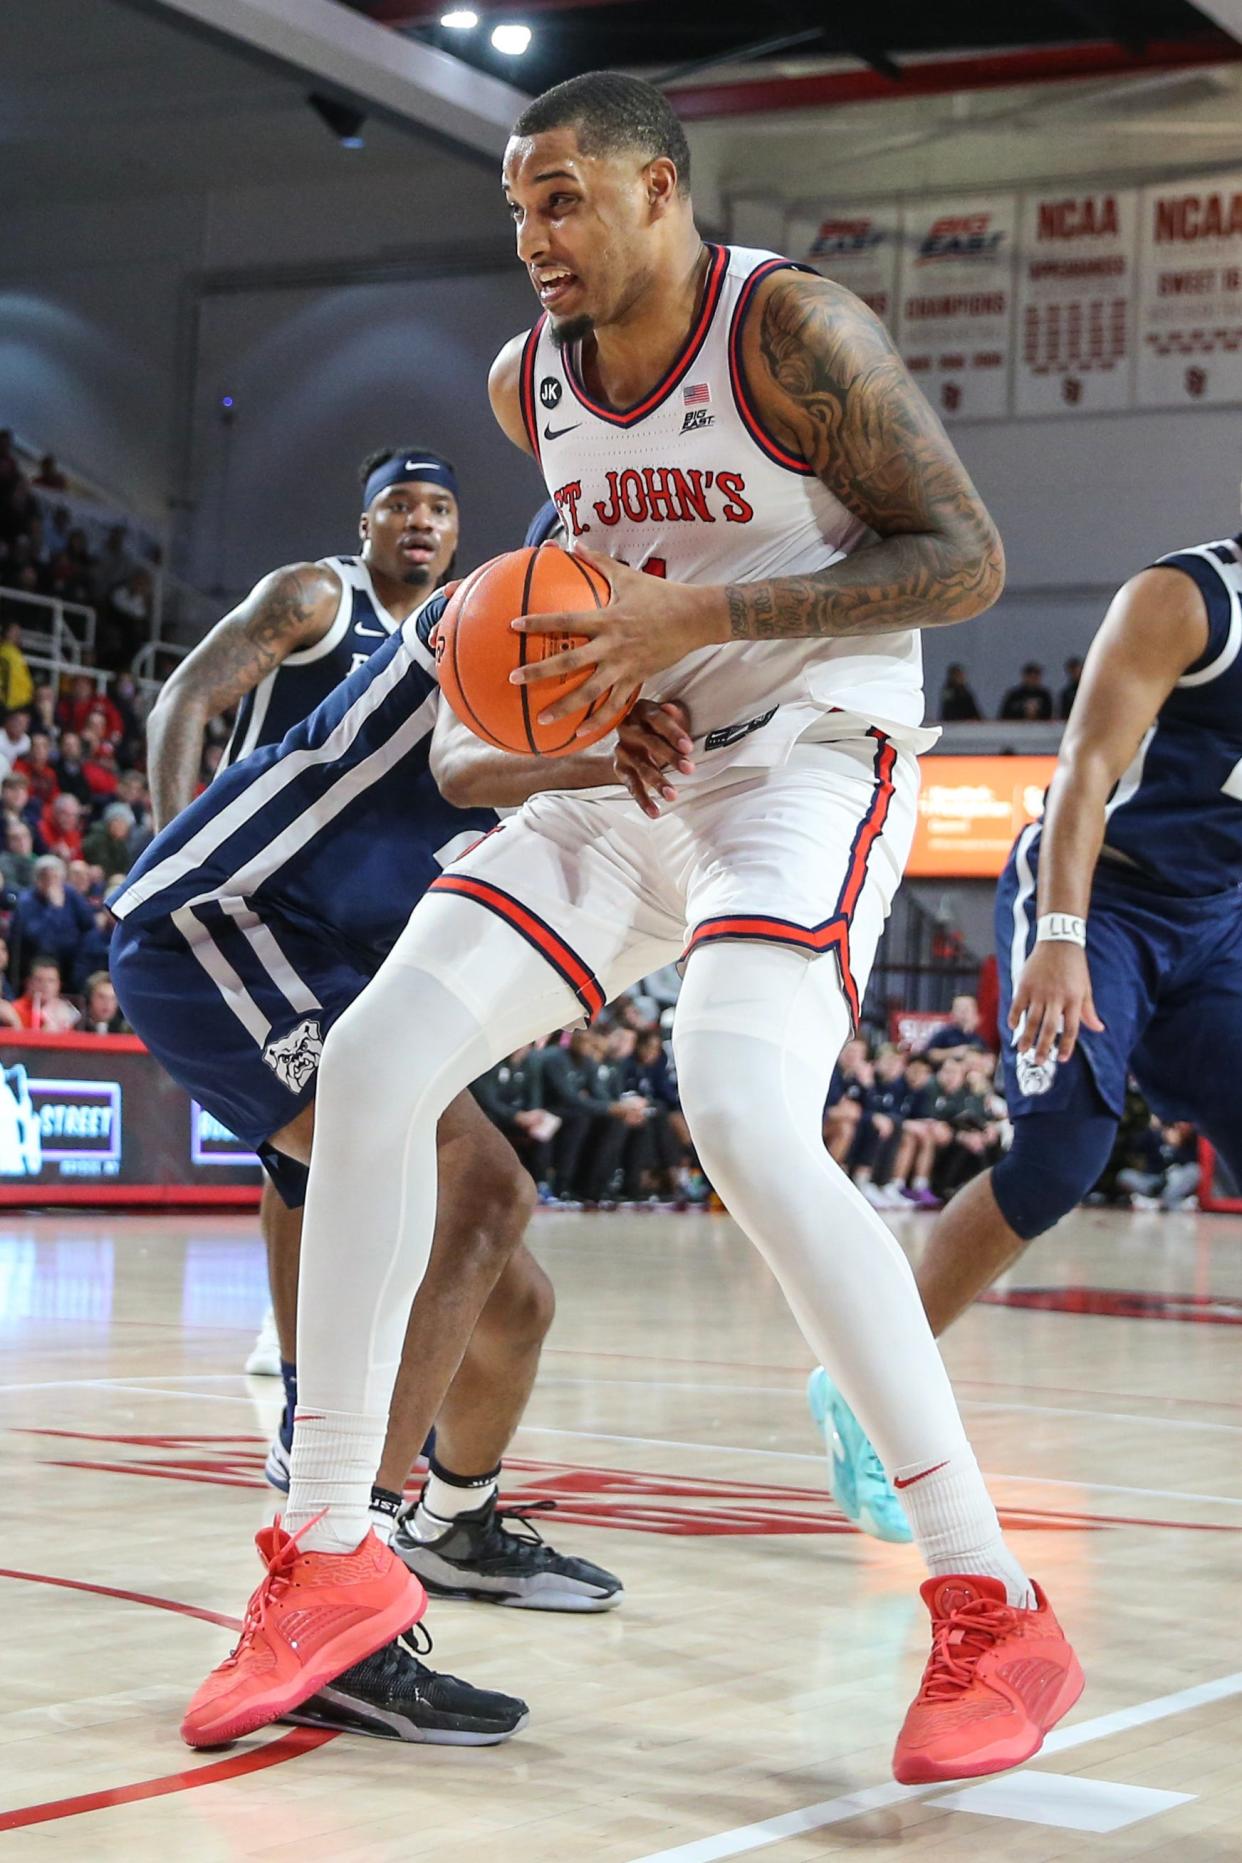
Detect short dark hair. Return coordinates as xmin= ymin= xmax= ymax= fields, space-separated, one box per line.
xmin=512 ymin=72 xmax=691 ymax=194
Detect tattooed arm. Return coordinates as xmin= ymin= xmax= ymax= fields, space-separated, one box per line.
xmin=145 ymin=562 xmax=340 ymax=829
xmin=509 ymin=273 xmax=1004 ymax=721
xmin=728 ymin=271 xmax=1004 ymax=639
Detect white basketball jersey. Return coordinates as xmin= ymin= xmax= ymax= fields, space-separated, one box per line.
xmin=518 ymin=243 xmax=934 ymax=777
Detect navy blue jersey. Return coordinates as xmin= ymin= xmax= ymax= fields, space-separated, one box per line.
xmin=222 ymin=556 xmax=409 ymax=766
xmin=112 ymin=597 xmax=493 ymax=965
xmin=1101 ymin=535 xmax=1242 ymax=896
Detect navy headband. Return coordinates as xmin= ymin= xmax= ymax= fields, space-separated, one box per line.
xmin=363 ymin=450 xmax=458 ymax=511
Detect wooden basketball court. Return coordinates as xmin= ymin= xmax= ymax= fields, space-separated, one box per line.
xmin=3 ymin=1201 xmax=1240 ymax=1858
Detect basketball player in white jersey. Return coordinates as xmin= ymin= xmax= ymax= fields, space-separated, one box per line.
xmin=189 ymin=75 xmax=1082 ymax=1785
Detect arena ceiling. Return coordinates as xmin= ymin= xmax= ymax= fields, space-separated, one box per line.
xmin=347 ymin=1 xmax=1239 ymax=113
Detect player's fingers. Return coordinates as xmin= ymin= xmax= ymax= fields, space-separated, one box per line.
xmin=1058 ymin=1002 xmax=1081 ymax=1062
xmin=1008 ymin=987 xmax=1029 ymax=1033
xmin=509 ymin=644 xmax=598 ymax=686
xmin=1031 ymin=999 xmax=1062 ymax=1065
xmin=512 ymin=609 xmax=603 ymax=638
xmin=568 ymin=542 xmax=618 ymax=591
xmin=1082 ymin=990 xmax=1106 ymax=1032
xmin=632 ymin=707 xmax=693 ymax=757
xmin=543 ymin=673 xmax=616 ymax=726
xmin=615 ymin=757 xmax=663 ymax=819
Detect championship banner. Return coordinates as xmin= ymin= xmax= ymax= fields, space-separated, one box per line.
xmin=896 ymin=195 xmax=1017 ymax=420
xmin=909 ymin=755 xmax=1056 ymax=879
xmin=792 ymin=205 xmax=901 ymax=330
xmin=1136 ymin=173 xmax=1242 ymax=407
xmin=1015 ymin=189 xmax=1138 ymax=415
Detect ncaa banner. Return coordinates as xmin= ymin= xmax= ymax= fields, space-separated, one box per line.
xmin=1136 ymin=172 xmax=1242 ymax=407
xmin=1015 ymin=189 xmax=1139 ymax=416
xmin=790 ymin=204 xmax=901 ymax=332
xmin=896 ymin=194 xmax=1017 ymax=420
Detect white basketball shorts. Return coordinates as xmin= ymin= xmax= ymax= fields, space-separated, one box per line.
xmin=428 ymin=732 xmax=919 ymax=1026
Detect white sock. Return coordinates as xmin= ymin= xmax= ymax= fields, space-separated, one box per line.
xmin=410 ymin=1462 xmax=500 ymax=1540
xmin=672 ymin=945 xmax=1027 ymax=1601
xmin=895 ymin=1448 xmax=1034 ymax=1607
xmin=912 ymin=1175 xmax=930 ymax=1191
xmin=284 ymin=1408 xmax=386 ymax=1553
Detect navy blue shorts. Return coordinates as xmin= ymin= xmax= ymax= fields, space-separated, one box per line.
xmin=997 ymin=825 xmax=1242 ymax=1133
xmin=111 ymin=903 xmax=380 ymax=1206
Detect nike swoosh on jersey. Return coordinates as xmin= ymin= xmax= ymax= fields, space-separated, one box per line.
xmin=543 ymin=422 xmax=580 ymax=441
xmin=353 ymin=621 xmax=391 ymax=638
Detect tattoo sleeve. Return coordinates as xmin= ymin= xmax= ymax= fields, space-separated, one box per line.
xmin=146 ymin=563 xmax=334 ymax=830
xmin=725 ymin=275 xmax=1004 ymax=641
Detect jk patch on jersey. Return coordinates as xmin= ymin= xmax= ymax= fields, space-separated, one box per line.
xmin=263 ymin=1017 xmax=324 ymax=1093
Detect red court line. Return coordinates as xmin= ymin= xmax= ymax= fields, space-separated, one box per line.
xmin=0 ymin=1566 xmax=242 ymax=1631
xmin=0 ymin=1727 xmax=336 ymax=1832
xmin=0 ymin=1568 xmax=337 ymax=1832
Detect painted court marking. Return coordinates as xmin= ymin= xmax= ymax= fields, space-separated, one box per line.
xmin=630 ymin=1670 xmax=1242 ymax=1862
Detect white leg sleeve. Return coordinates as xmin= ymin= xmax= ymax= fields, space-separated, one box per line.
xmin=284 ymin=895 xmax=582 ymax=1550
xmin=673 ymin=942 xmax=1025 ymax=1594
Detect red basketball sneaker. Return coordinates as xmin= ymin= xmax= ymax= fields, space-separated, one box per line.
xmin=181 ymin=1518 xmax=427 ymax=1749
xmin=892 ymin=1575 xmax=1083 ymax=1785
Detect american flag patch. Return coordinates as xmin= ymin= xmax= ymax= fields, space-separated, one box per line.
xmin=682 ymin=383 xmax=711 ymax=407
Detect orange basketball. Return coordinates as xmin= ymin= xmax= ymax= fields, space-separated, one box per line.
xmin=433 ymin=545 xmax=637 ymax=757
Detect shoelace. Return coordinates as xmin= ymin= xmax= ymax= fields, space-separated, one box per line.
xmin=481 ymin=1497 xmax=557 ymax=1554
xmin=226 ymin=1511 xmax=326 ymax=1663
xmin=919 ymin=1596 xmax=1018 ymax=1701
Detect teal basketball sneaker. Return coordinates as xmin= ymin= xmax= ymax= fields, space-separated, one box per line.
xmin=807 ymin=1366 xmax=912 ymax=1544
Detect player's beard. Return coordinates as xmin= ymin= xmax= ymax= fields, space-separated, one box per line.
xmin=549 ymin=313 xmax=593 ymax=349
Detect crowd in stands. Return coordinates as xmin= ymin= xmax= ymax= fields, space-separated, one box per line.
xmin=939 ymin=657 xmax=1083 ymax=724
xmin=0 ymin=430 xmax=158 ymax=674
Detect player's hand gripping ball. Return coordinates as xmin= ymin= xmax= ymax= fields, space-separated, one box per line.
xmin=434 ymin=545 xmax=638 ymax=756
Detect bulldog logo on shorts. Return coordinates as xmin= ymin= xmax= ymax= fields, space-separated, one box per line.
xmin=1015 ymin=1046 xmax=1057 ymax=1097
xmin=262 ymin=1017 xmax=324 ymax=1093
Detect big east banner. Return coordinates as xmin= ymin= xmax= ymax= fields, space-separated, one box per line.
xmin=791 ymin=203 xmax=901 ymax=330
xmin=1016 ymin=190 xmax=1139 ymax=415
xmin=896 ymin=195 xmax=1017 ymax=420
xmin=1137 ymin=172 xmax=1242 ymax=407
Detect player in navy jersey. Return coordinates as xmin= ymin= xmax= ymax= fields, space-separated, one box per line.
xmin=125 ymin=475 xmax=662 ymax=1744
xmin=146 ymin=445 xmax=463 ymax=1386
xmin=815 ymin=525 xmax=1242 ymax=1539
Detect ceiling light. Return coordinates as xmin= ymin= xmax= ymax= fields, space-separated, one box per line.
xmin=440 ymin=8 xmax=478 ymax=25
xmin=490 ymin=22 xmax=531 ymax=54
xmin=308 ymin=92 xmax=367 ymax=149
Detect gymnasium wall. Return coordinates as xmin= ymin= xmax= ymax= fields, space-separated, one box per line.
xmin=2 ymin=141 xmax=1238 ymax=698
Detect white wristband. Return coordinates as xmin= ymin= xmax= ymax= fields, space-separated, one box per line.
xmin=1036 ymin=913 xmax=1087 ymax=948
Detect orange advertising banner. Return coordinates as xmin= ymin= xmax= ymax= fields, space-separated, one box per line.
xmin=910 ymin=755 xmax=1057 ymax=877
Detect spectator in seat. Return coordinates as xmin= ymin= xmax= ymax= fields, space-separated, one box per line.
xmin=29 ymin=682 xmax=57 ymax=739
xmin=13 ymin=955 xmax=80 ymax=1032
xmin=850 ymin=1046 xmax=911 ymax=1208
xmin=999 ymin=661 xmax=1054 ymax=722
xmin=16 ymin=732 xmax=60 ymax=808
xmin=10 ymin=854 xmax=94 ymax=982
xmin=53 ymin=732 xmax=92 ymax=807
xmin=579 ymin=1025 xmax=653 ymax=1204
xmin=33 ymin=453 xmax=67 ymax=491
xmin=66 ymin=857 xmax=98 ymax=900
xmin=0 ymin=708 xmax=32 ymax=777
xmin=540 ymin=1029 xmax=639 ymax=1205
xmin=0 ymin=621 xmax=34 ymax=712
xmin=934 ymin=1056 xmax=1004 ymax=1199
xmin=2 ymin=772 xmax=42 ymax=842
xmin=939 ymin=662 xmax=982 ymax=723
xmin=40 ymin=792 xmax=84 ymax=864
xmin=80 ymin=731 xmax=120 ymax=802
xmin=83 ymin=971 xmax=130 ymax=1035
xmin=83 ymin=800 xmax=137 ymax=875
xmin=1059 ymin=655 xmax=1084 ymax=721
xmin=472 ymin=1043 xmax=555 ymax=1178
xmin=0 ymin=935 xmax=20 ymax=1030
xmin=823 ymin=1037 xmax=871 ymax=1163
xmin=884 ymin=1055 xmax=941 ymax=1208
xmin=91 ymin=525 xmax=135 ymax=604
xmin=58 ymin=676 xmax=123 ymax=743
xmin=1 ymin=819 xmax=36 ymax=894
xmin=43 ymin=504 xmax=71 ymax=563
xmin=1116 ymin=1117 xmax=1200 ymax=1211
xmin=104 ymin=567 xmax=154 ymax=668
xmin=922 ymin=994 xmax=990 ymax=1065
xmin=48 ymin=529 xmax=94 ymax=607
xmin=114 ymin=768 xmax=152 ymax=843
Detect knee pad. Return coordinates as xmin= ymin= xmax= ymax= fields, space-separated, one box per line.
xmin=992 ymin=1077 xmax=1117 ymax=1242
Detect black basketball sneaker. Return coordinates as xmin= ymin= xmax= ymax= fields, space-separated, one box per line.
xmin=283 ymin=1629 xmax=529 ymax=1744
xmin=392 ymin=1495 xmax=623 ymax=1611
